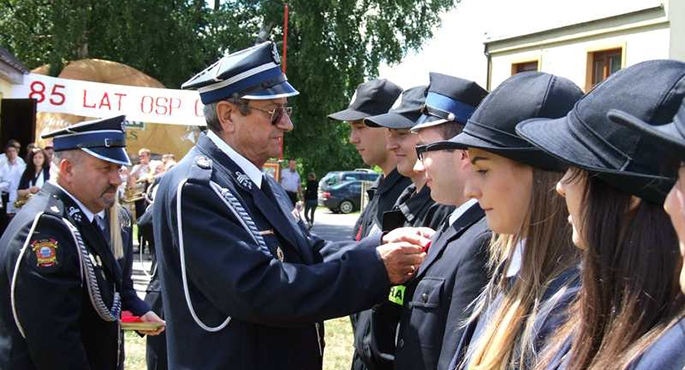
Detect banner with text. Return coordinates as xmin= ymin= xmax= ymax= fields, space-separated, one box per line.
xmin=10 ymin=74 xmax=206 ymax=126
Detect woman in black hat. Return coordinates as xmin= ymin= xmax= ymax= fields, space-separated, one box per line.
xmin=517 ymin=60 xmax=685 ymax=370
xmin=601 ymin=99 xmax=685 ymax=369
xmin=443 ymin=71 xmax=584 ymax=370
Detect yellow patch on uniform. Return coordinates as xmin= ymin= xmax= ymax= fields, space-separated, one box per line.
xmin=388 ymin=285 xmax=405 ymax=305
xmin=30 ymin=238 xmax=59 ymax=268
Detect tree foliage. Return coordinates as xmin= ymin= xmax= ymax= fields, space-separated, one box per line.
xmin=0 ymin=0 xmax=457 ymax=177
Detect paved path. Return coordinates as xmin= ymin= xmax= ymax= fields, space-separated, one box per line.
xmin=131 ymin=208 xmax=359 ymax=297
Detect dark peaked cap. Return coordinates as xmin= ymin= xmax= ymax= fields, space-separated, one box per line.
xmin=412 ymin=72 xmax=488 ymax=130
xmin=181 ymin=41 xmax=299 ymax=104
xmin=364 ymin=86 xmax=427 ymax=129
xmin=443 ymin=72 xmax=583 ymax=172
xmin=517 ymin=60 xmax=685 ymax=203
xmin=42 ymin=115 xmax=131 ymax=166
xmin=328 ymin=79 xmax=403 ymax=122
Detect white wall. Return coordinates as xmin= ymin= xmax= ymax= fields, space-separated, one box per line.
xmin=489 ymin=25 xmax=671 ymax=90
xmin=378 ymin=0 xmax=665 ymax=90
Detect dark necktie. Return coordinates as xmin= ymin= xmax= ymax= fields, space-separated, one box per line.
xmin=92 ymin=216 xmax=110 ymax=244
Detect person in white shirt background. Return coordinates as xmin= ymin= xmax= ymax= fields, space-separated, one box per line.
xmin=0 ymin=143 xmax=26 ymax=233
xmin=280 ymin=158 xmax=302 ymax=206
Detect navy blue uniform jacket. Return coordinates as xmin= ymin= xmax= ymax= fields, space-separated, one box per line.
xmin=154 ymin=134 xmax=392 ymax=370
xmin=449 ymin=266 xmax=580 ymax=370
xmin=546 ymin=317 xmax=685 ymax=370
xmin=395 ymin=204 xmax=490 ymax=370
xmin=0 ymin=182 xmax=123 ymax=370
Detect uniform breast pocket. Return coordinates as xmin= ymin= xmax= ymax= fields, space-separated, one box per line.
xmin=406 ymin=277 xmax=445 ymax=350
xmin=410 ymin=277 xmax=444 ymax=309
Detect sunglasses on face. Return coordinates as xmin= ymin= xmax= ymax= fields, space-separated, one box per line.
xmin=415 ymin=142 xmax=457 ymax=161
xmin=249 ymin=105 xmax=293 ymax=125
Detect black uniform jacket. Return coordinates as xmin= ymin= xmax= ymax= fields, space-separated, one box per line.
xmin=353 ymin=169 xmax=411 ymax=240
xmin=0 ymin=182 xmax=123 ymax=370
xmin=153 ymin=133 xmax=392 ymax=370
xmin=386 ymin=183 xmax=455 ymax=232
xmin=395 ymin=203 xmax=490 ymax=370
xmin=351 ymin=183 xmax=456 ymax=370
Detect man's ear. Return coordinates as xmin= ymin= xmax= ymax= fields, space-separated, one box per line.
xmin=459 ymin=150 xmax=470 ymax=170
xmin=58 ymin=159 xmax=73 ymax=185
xmin=216 ymin=101 xmax=236 ymax=133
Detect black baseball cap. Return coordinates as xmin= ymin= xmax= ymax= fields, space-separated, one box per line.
xmin=328 ymin=79 xmax=403 ymax=122
xmin=364 ymin=86 xmax=427 ymax=129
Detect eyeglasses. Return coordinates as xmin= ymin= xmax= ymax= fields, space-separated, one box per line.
xmin=248 ymin=105 xmax=293 ymax=125
xmin=415 ymin=142 xmax=456 ymax=161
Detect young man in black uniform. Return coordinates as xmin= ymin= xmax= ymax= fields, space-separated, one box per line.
xmin=0 ymin=116 xmax=144 ymax=370
xmin=328 ymin=79 xmax=414 ymax=370
xmin=394 ymin=73 xmax=492 ymax=370
xmin=328 ymin=79 xmax=412 ymax=241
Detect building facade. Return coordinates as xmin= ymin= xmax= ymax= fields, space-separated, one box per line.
xmin=485 ymin=0 xmax=684 ymax=91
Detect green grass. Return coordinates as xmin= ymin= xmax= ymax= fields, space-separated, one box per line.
xmin=124 ymin=317 xmax=354 ymax=369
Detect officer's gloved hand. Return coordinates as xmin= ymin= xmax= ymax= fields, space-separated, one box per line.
xmin=382 ymin=226 xmax=435 ymax=246
xmin=376 ymin=242 xmax=426 ymax=284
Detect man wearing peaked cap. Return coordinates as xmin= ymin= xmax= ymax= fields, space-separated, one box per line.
xmin=153 ymin=42 xmax=429 ymax=370
xmin=0 ymin=115 xmax=138 ymax=370
xmin=355 ymin=85 xmax=455 ymax=370
xmin=365 ymin=85 xmax=454 ymax=232
xmin=328 ymin=78 xmax=412 ymax=370
xmin=329 ymin=78 xmax=412 ymax=242
xmin=384 ymin=73 xmax=491 ymax=370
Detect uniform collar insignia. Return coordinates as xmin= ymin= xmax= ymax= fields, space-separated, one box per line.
xmin=235 ymin=171 xmax=254 ymax=190
xmin=67 ymin=206 xmax=83 ymax=222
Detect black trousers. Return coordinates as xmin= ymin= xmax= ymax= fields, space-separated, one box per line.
xmin=304 ymin=199 xmax=317 ymax=224
xmin=286 ymin=191 xmax=298 ymax=206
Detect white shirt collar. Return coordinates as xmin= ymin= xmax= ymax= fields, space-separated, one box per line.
xmin=207 ymin=130 xmax=263 ymax=188
xmin=448 ymin=198 xmax=478 ymax=226
xmin=505 ymin=238 xmax=525 ymax=278
xmin=50 ymin=180 xmax=105 ymax=222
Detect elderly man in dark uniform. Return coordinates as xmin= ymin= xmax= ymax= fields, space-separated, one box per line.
xmin=154 ymin=41 xmax=429 ymax=370
xmin=0 ymin=116 xmax=140 ymax=370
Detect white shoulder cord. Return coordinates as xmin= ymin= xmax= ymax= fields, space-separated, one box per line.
xmin=11 ymin=213 xmax=121 ymax=339
xmin=10 ymin=212 xmax=44 ymax=338
xmin=176 ymin=179 xmax=269 ymax=332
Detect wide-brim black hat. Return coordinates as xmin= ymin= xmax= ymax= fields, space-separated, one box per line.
xmin=443 ymin=72 xmax=584 ymax=172
xmin=516 ymin=60 xmax=685 ymax=203
xmin=607 ymin=100 xmax=685 ymax=153
xmin=517 ymin=113 xmax=676 ymax=203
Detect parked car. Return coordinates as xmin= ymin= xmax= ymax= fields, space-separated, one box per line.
xmin=319 ymin=170 xmax=380 ymax=191
xmin=319 ymin=180 xmax=364 ymax=214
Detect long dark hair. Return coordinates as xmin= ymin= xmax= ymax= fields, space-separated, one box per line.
xmin=538 ymin=169 xmax=685 ymax=370
xmin=19 ymin=147 xmax=48 ymax=188
xmin=467 ymin=168 xmax=579 ymax=370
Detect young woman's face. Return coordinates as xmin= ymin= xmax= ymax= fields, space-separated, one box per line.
xmin=556 ymin=168 xmax=587 ymax=250
xmin=664 ymin=164 xmax=685 ymax=293
xmin=465 ymin=148 xmax=533 ymax=234
xmin=32 ymin=152 xmax=45 ymax=167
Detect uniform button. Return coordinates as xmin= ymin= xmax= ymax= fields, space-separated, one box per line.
xmin=398 ymin=339 xmax=404 ymax=348
xmin=421 ymin=293 xmax=429 ymax=302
